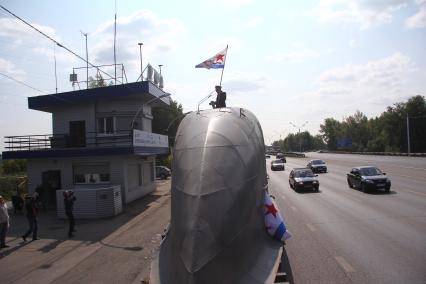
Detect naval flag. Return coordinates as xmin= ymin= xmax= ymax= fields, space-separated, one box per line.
xmin=195 ymin=47 xmax=227 ymax=69
xmin=264 ymin=191 xmax=292 ymax=242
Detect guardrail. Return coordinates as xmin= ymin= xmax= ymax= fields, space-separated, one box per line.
xmin=317 ymin=150 xmax=426 ymax=157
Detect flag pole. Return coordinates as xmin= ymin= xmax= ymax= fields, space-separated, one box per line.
xmin=219 ymin=45 xmax=228 ymax=87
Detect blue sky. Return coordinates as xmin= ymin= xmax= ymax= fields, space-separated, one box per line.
xmin=0 ymin=0 xmax=425 ymax=150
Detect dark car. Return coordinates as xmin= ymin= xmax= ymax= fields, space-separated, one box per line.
xmin=289 ymin=168 xmax=319 ymax=192
xmin=307 ymin=159 xmax=327 ymax=173
xmin=276 ymin=153 xmax=286 ymax=163
xmin=271 ymin=159 xmax=285 ymax=171
xmin=156 ymin=166 xmax=171 ymax=180
xmin=347 ymin=166 xmax=391 ymax=193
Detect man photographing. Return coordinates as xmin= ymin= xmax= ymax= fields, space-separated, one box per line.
xmin=64 ymin=191 xmax=76 ymax=238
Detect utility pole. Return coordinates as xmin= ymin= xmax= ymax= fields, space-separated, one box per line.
xmin=290 ymin=121 xmax=308 ymax=152
xmin=81 ymin=31 xmax=89 ymax=89
xmin=406 ymin=114 xmax=410 ymax=154
xmin=138 ymin=42 xmax=143 ymax=81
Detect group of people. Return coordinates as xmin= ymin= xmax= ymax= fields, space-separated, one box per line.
xmin=0 ymin=190 xmax=76 ymax=249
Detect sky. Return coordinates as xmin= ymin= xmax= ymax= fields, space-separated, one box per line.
xmin=0 ymin=0 xmax=425 ymax=151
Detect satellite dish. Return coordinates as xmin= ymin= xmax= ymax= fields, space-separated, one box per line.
xmin=147 ymin=64 xmax=153 ymax=81
xmin=154 ymin=69 xmax=159 ymax=85
xmin=159 ymin=75 xmax=164 ymax=89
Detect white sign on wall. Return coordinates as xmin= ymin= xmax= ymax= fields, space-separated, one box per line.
xmin=133 ymin=129 xmax=169 ymax=148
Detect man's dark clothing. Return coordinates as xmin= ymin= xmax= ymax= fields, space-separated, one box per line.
xmin=64 ymin=195 xmax=76 ymax=237
xmin=215 ymin=91 xmax=226 ymax=108
xmin=23 ymin=197 xmax=38 ymax=240
xmin=0 ymin=222 xmax=8 ymax=247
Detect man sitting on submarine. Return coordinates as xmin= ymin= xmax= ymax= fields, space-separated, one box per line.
xmin=210 ymin=85 xmax=227 ymax=108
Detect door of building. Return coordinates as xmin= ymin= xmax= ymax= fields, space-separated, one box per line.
xmin=40 ymin=170 xmax=61 ymax=209
xmin=69 ymin=120 xmax=86 ymax=147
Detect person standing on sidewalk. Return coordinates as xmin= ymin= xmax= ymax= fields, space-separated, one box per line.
xmin=64 ymin=190 xmax=76 ymax=238
xmin=22 ymin=193 xmax=39 ymax=242
xmin=0 ymin=195 xmax=10 ymax=248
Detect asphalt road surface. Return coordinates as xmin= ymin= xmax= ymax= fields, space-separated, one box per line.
xmin=267 ymin=152 xmax=426 ymax=284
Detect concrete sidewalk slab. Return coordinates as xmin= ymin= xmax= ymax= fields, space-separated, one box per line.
xmin=0 ymin=180 xmax=171 ymax=284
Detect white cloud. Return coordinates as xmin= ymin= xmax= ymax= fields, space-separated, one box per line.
xmin=32 ymin=46 xmax=78 ymax=65
xmin=302 ymin=52 xmax=417 ymax=121
xmin=224 ymin=71 xmax=268 ymax=94
xmin=0 ymin=17 xmax=58 ymax=41
xmin=314 ymin=0 xmax=409 ymax=29
xmin=89 ymin=10 xmax=185 ymax=77
xmin=0 ymin=58 xmax=25 ymax=77
xmin=317 ymin=52 xmax=413 ymax=88
xmin=239 ymin=16 xmax=263 ymax=29
xmin=406 ymin=2 xmax=426 ymax=28
xmin=206 ymin=0 xmax=253 ymax=9
xmin=272 ymin=49 xmax=320 ymax=63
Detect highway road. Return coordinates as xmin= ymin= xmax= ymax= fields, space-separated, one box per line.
xmin=267 ymin=153 xmax=426 ymax=284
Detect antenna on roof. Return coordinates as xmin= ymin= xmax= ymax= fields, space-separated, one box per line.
xmin=114 ymin=0 xmax=117 ymax=85
xmin=80 ymin=30 xmax=89 ymax=89
xmin=54 ymin=43 xmax=58 ymax=93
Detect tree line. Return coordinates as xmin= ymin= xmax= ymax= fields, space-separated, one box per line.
xmin=272 ymin=95 xmax=426 ymax=153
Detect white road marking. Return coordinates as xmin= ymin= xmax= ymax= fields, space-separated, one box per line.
xmin=404 ymin=188 xmax=426 ymax=197
xmin=306 ymin=223 xmax=316 ymax=232
xmin=386 ymin=172 xmax=426 ymax=180
xmin=397 ymin=165 xmax=426 ymax=171
xmin=335 ymin=256 xmax=355 ymax=273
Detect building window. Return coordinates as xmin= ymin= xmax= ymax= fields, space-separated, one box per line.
xmin=73 ymin=163 xmax=110 ymax=184
xmin=97 ymin=117 xmax=115 ymax=134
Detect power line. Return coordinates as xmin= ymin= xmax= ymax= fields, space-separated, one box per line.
xmin=0 ymin=4 xmax=121 ymax=84
xmin=0 ymin=71 xmax=48 ymax=94
xmin=0 ymin=72 xmax=76 ymax=104
xmin=0 ymin=5 xmax=171 ymax=107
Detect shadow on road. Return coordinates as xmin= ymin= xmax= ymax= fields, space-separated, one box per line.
xmin=293 ymin=189 xmax=322 ymax=194
xmin=365 ymin=190 xmax=397 ymax=195
xmin=99 ymin=240 xmax=143 ymax=251
xmin=280 ymin=245 xmax=294 ymax=284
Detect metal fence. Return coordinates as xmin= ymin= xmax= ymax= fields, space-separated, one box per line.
xmin=4 ymin=130 xmax=133 ymax=151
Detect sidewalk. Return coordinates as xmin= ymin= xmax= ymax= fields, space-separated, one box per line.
xmin=0 ymin=180 xmax=171 ymax=284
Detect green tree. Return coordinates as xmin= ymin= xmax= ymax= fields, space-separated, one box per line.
xmin=319 ymin=95 xmax=425 ymax=152
xmin=88 ymin=73 xmax=113 ymax=88
xmin=2 ymin=159 xmax=27 ymax=175
xmin=152 ymin=99 xmax=184 ymax=147
xmin=405 ymin=95 xmax=426 ymax=152
xmin=319 ymin=118 xmax=343 ymax=150
xmin=272 ymin=132 xmax=325 ymax=152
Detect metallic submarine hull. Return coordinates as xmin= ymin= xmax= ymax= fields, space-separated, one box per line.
xmin=150 ymin=107 xmax=282 ymax=284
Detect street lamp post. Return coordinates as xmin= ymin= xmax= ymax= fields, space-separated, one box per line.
xmin=290 ymin=121 xmax=308 ymax=152
xmin=138 ymin=42 xmax=143 ymax=81
xmin=80 ymin=31 xmax=88 ymax=89
xmin=131 ymin=93 xmax=171 ymax=129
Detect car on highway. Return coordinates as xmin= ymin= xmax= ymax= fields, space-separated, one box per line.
xmin=289 ymin=168 xmax=319 ymax=192
xmin=307 ymin=159 xmax=327 ymax=173
xmin=156 ymin=166 xmax=171 ymax=180
xmin=276 ymin=153 xmax=286 ymax=163
xmin=347 ymin=166 xmax=391 ymax=193
xmin=271 ymin=159 xmax=285 ymax=171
